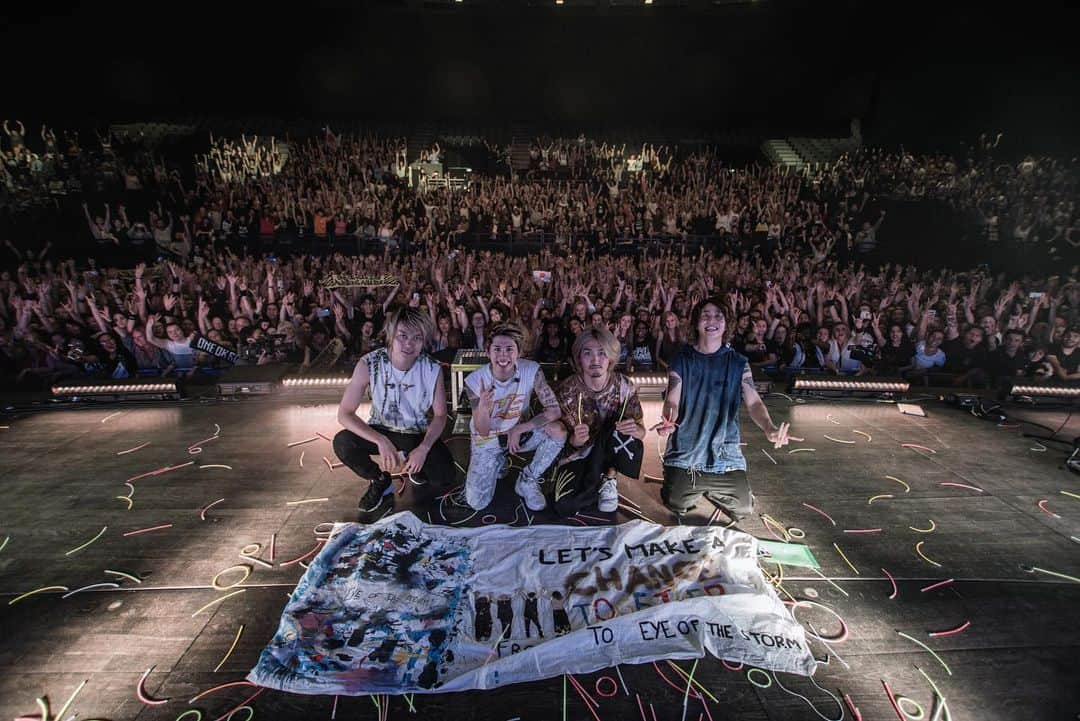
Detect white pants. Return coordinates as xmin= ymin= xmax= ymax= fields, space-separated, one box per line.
xmin=465 ymin=427 xmax=565 ymax=510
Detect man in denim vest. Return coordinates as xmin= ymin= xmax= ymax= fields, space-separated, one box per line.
xmin=656 ymin=297 xmax=800 ymax=522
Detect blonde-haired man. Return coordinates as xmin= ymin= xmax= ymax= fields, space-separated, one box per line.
xmin=335 ymin=307 xmax=453 ymax=516
xmin=553 ymin=326 xmax=646 ymax=516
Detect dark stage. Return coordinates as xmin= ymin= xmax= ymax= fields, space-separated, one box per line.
xmin=1 ymin=392 xmax=1078 ymax=720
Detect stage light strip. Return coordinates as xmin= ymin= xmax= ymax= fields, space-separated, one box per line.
xmin=282 ymin=377 xmax=351 ymax=388
xmin=1010 ymin=385 xmax=1080 ymax=398
xmin=628 ymin=375 xmax=668 ymax=386
xmin=52 ymin=383 xmax=177 ymax=394
xmin=792 ymin=379 xmax=909 ymax=392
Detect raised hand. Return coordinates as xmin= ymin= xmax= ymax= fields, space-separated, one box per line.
xmin=476 ymin=381 xmax=495 ymax=416
xmin=766 ymin=422 xmax=802 ymax=449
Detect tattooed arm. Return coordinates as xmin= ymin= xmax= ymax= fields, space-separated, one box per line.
xmin=506 ymin=368 xmax=564 ymax=453
xmin=521 ymin=369 xmax=563 ymax=431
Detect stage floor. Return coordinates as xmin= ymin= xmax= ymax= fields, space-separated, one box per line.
xmin=0 ymin=393 xmax=1077 ymax=720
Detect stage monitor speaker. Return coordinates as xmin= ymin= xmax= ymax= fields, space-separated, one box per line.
xmin=216 ymin=365 xmax=288 ymax=396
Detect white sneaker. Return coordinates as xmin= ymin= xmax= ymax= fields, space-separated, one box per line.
xmin=598 ymin=475 xmax=618 ymax=513
xmin=515 ymin=476 xmax=547 ymax=511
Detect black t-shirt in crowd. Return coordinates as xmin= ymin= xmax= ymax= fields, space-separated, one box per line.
xmin=878 ymin=338 xmax=916 ymax=372
xmin=991 ymin=348 xmax=1029 ymax=378
xmin=942 ymin=339 xmax=990 ymax=373
xmin=1050 ymin=345 xmax=1079 ymax=375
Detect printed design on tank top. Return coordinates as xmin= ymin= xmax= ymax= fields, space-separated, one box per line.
xmin=492 ymin=392 xmax=526 ymax=424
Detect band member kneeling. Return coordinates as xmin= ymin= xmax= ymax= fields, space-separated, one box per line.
xmin=334 ymin=308 xmax=455 ymax=516
xmin=464 ymin=323 xmax=566 ymax=512
xmin=656 ymin=297 xmax=799 ymax=521
xmin=552 ymin=327 xmax=646 ymax=517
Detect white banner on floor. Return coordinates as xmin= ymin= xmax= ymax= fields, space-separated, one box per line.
xmin=249 ymin=511 xmax=816 ymax=695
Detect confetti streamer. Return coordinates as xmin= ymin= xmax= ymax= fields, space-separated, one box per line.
xmin=116 ymin=441 xmax=150 ymax=455
xmin=929 ymin=620 xmax=970 ymax=638
xmin=884 ymin=475 xmax=910 ymax=492
xmin=285 ymin=497 xmax=329 ymax=506
xmin=824 ymin=434 xmax=856 ymax=444
xmin=1029 ymin=566 xmax=1080 ymax=584
xmin=104 ymin=569 xmax=142 ymax=584
xmin=1036 ymin=499 xmax=1060 ymax=518
xmin=897 ymin=631 xmax=952 ymax=675
xmin=915 ymin=541 xmax=942 ymax=568
xmin=939 ymin=481 xmax=983 ymax=493
xmin=288 ymin=436 xmax=319 ymax=447
xmin=920 ymin=578 xmax=954 ymax=593
xmin=852 ymin=430 xmax=872 ymax=442
xmin=191 ymin=589 xmax=246 ymax=617
xmin=200 ymin=498 xmax=226 ymax=521
xmin=8 ymin=585 xmax=68 ymax=605
xmin=62 ymin=582 xmax=119 ymax=598
xmin=188 ymin=680 xmax=256 ymax=704
xmin=199 ymin=464 xmax=233 ymax=471
xmin=54 ymin=679 xmax=88 ymax=721
xmin=901 ymin=443 xmax=937 ymax=454
xmin=881 ymin=567 xmax=898 ymax=599
xmin=802 ymin=502 xmax=836 ymax=526
xmin=65 ymin=526 xmax=108 ymax=556
xmin=909 ymin=519 xmax=936 ymax=533
xmin=832 ymin=542 xmax=860 ymax=575
xmin=788 ymin=448 xmax=816 ymax=454
xmin=867 ymin=494 xmax=893 ymax=504
xmin=123 ymin=524 xmax=173 ymax=537
xmin=761 ymin=449 xmax=777 ymax=465
xmin=214 ymin=624 xmax=245 ymax=672
xmin=136 ymin=665 xmax=170 ymax=705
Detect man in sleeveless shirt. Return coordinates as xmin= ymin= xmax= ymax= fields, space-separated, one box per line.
xmin=463 ymin=323 xmax=566 ymax=512
xmin=335 ymin=308 xmax=455 ymax=517
xmin=656 ymin=298 xmax=800 ymax=522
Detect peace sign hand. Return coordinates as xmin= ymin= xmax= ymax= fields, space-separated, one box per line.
xmin=476 ymin=381 xmax=495 ymax=416
xmin=766 ymin=422 xmax=802 ymax=450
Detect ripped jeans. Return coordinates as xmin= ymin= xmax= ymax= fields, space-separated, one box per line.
xmin=465 ymin=426 xmax=565 ymax=510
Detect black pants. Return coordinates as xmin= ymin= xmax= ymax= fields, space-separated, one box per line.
xmin=661 ymin=467 xmax=752 ymax=519
xmin=552 ymin=421 xmax=643 ymax=517
xmin=333 ymin=427 xmax=455 ymax=488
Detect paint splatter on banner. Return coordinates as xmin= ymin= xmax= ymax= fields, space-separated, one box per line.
xmin=248 ymin=512 xmax=815 ymax=695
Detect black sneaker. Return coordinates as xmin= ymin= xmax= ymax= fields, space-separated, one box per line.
xmin=359 ymin=473 xmax=394 ymax=513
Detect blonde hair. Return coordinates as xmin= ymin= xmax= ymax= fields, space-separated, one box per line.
xmin=571 ymin=326 xmax=621 ymax=370
xmin=384 ymin=307 xmax=435 ymax=346
xmin=487 ymin=322 xmax=531 ymax=355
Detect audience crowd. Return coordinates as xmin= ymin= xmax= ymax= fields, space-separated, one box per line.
xmin=1 ymin=121 xmax=1077 ymax=390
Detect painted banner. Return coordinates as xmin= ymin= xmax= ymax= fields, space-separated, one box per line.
xmin=248 ymin=511 xmax=816 ymax=695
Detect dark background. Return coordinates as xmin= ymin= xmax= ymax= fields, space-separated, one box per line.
xmin=5 ymin=0 xmax=1079 ymax=153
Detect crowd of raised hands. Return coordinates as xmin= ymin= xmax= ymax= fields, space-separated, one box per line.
xmin=0 ymin=121 xmax=1078 ymax=387
xmin=2 ymin=231 xmax=1077 ymax=388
